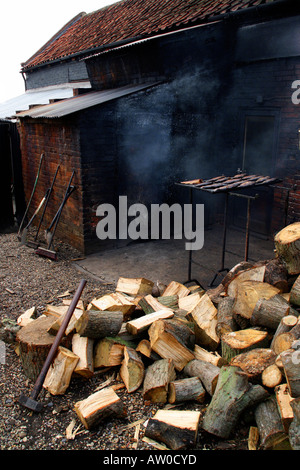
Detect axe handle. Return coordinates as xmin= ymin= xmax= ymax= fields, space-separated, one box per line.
xmin=30 ymin=279 xmax=87 ymax=400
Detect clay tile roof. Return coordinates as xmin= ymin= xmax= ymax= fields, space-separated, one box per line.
xmin=22 ymin=0 xmax=277 ymax=70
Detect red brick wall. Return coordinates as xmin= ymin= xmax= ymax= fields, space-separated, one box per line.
xmin=17 ymin=117 xmax=85 ymax=253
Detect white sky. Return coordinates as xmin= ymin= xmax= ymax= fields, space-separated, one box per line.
xmin=0 ymin=0 xmax=117 ymax=103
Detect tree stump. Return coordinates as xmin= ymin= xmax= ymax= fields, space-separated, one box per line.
xmin=16 ymin=316 xmax=69 ymax=382
xmin=274 ymin=222 xmax=300 ymax=275
xmin=202 ymin=365 xmax=269 ymax=439
xmin=254 ymin=396 xmax=287 ymax=449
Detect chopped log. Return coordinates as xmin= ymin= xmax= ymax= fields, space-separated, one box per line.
xmin=250 ymin=294 xmax=291 ymax=330
xmin=90 ymin=292 xmax=135 ymax=320
xmin=151 ymin=280 xmax=167 ymax=297
xmin=178 ymin=292 xmax=203 ymax=313
xmin=148 ymin=319 xmax=195 ymax=371
xmin=281 ymin=349 xmax=300 ymax=398
xmin=226 ymin=265 xmax=266 ymax=298
xmin=221 ymin=328 xmax=269 ymax=363
xmin=261 ymin=364 xmax=282 ymax=388
xmin=74 ymin=386 xmax=126 ymax=430
xmin=93 ymin=337 xmax=128 ymax=368
xmin=232 ymin=280 xmax=280 ymax=321
xmin=75 ymin=310 xmax=123 ymax=339
xmin=189 ymin=293 xmax=219 ymax=350
xmin=289 ymin=274 xmax=300 ymax=306
xmin=143 ymin=358 xmax=176 ymax=403
xmin=138 ymin=294 xmax=173 ymax=315
xmin=72 ymin=333 xmax=94 ymax=378
xmin=193 ymin=344 xmax=225 ymax=367
xmin=17 ymin=306 xmax=37 ymax=327
xmin=274 ymin=222 xmax=300 ymax=275
xmin=202 ymin=365 xmax=269 ymax=439
xmin=271 ymin=317 xmax=300 ymax=354
xmin=136 ymin=339 xmax=161 ymax=361
xmin=16 ymin=315 xmax=69 ymax=382
xmin=230 ymin=348 xmax=276 ymax=382
xmin=221 ymin=261 xmax=253 ymax=288
xmin=62 ymin=299 xmax=84 ymax=310
xmin=254 ymin=396 xmax=287 ymax=449
xmin=162 ymin=281 xmax=190 ymax=298
xmin=157 ymin=295 xmax=179 ymax=310
xmin=47 ymin=307 xmax=83 ymax=336
xmin=43 ymin=346 xmax=79 ymax=395
xmin=145 ymin=409 xmax=200 ymax=450
xmin=116 ymin=277 xmax=154 ymax=296
xmin=184 ymin=359 xmax=220 ymax=396
xmin=263 ymin=258 xmax=289 ymax=293
xmin=289 ymin=397 xmax=300 ymax=450
xmin=216 ymin=296 xmax=237 ymax=338
xmin=271 ymin=315 xmax=298 ymax=353
xmin=126 ymin=309 xmax=174 ymax=336
xmin=248 ymin=426 xmax=259 ymax=450
xmin=168 ymin=377 xmax=206 ymax=404
xmin=275 ymin=383 xmax=294 ymax=432
xmin=120 ymin=346 xmax=145 ymax=393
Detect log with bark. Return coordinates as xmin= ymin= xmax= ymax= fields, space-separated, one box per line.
xmin=230 ymin=348 xmax=276 ymax=383
xmin=126 ymin=309 xmax=174 ymax=336
xmin=120 ymin=346 xmax=145 ymax=393
xmin=221 ymin=328 xmax=269 ymax=363
xmin=232 ymin=280 xmax=280 ymax=322
xmin=115 ymin=277 xmax=154 ymax=296
xmin=184 ymin=359 xmax=220 ymax=396
xmin=263 ymin=258 xmax=289 ymax=293
xmin=148 ymin=318 xmax=195 ymax=371
xmin=289 ymin=274 xmax=300 ymax=306
xmin=74 ymin=386 xmax=126 ymax=430
xmin=138 ymin=294 xmax=173 ymax=315
xmin=202 ymin=365 xmax=269 ymax=439
xmin=72 ymin=333 xmax=94 ymax=378
xmin=289 ymin=397 xmax=300 ymax=450
xmin=225 ymin=265 xmax=266 ymax=298
xmin=143 ymin=358 xmax=176 ymax=403
xmin=281 ymin=348 xmax=300 ymax=398
xmin=216 ymin=296 xmax=237 ymax=338
xmin=89 ymin=292 xmax=135 ymax=320
xmin=274 ymin=222 xmax=300 ymax=275
xmin=188 ymin=293 xmax=219 ymax=350
xmin=275 ymin=383 xmax=294 ymax=432
xmin=270 ymin=315 xmax=298 ymax=354
xmin=168 ymin=377 xmax=205 ymax=404
xmin=254 ymin=396 xmax=287 ymax=449
xmin=144 ymin=409 xmax=201 ymax=450
xmin=43 ymin=346 xmax=79 ymax=395
xmin=250 ymin=294 xmax=291 ymax=330
xmin=75 ymin=310 xmax=123 ymax=339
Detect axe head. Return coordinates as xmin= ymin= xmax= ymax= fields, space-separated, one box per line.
xmin=19 ymin=393 xmax=43 ymax=412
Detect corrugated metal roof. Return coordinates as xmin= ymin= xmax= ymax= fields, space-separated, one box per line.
xmin=14 ymin=82 xmax=161 ymax=119
xmin=0 ymin=82 xmax=91 ymax=120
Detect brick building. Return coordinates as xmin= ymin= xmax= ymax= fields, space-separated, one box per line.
xmin=14 ymin=0 xmax=300 ymax=253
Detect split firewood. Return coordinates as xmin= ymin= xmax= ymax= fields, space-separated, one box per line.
xmin=274 ymin=222 xmax=300 ymax=275
xmin=47 ymin=307 xmax=83 ymax=336
xmin=178 ymin=292 xmax=203 ymax=313
xmin=289 ymin=274 xmax=300 ymax=306
xmin=17 ymin=306 xmax=37 ymax=327
xmin=261 ymin=364 xmax=282 ymax=388
xmin=162 ymin=281 xmax=190 ymax=298
xmin=148 ymin=319 xmax=195 ymax=371
xmin=168 ymin=377 xmax=205 ymax=404
xmin=183 ymin=359 xmax=220 ymax=396
xmin=75 ymin=310 xmax=123 ymax=339
xmin=193 ymin=344 xmax=225 ymax=367
xmin=230 ymin=348 xmax=276 ymax=382
xmin=262 ymin=258 xmax=289 ymax=293
xmin=62 ymin=299 xmax=84 ymax=310
xmin=126 ymin=309 xmax=174 ymax=336
xmin=289 ymin=397 xmax=300 ymax=450
xmin=43 ymin=346 xmax=79 ymax=395
xmin=188 ymin=293 xmax=219 ymax=350
xmin=221 ymin=328 xmax=269 ymax=363
xmin=248 ymin=426 xmax=259 ymax=450
xmin=250 ymin=294 xmax=291 ymax=330
xmin=16 ymin=315 xmax=70 ymax=382
xmin=143 ymin=358 xmax=176 ymax=403
xmin=232 ymin=280 xmax=280 ymax=322
xmin=221 ymin=261 xmax=253 ymax=289
xmin=271 ymin=315 xmax=298 ymax=353
xmin=157 ymin=295 xmax=178 ymax=310
xmin=94 ymin=337 xmax=128 ymax=368
xmin=89 ymin=292 xmax=135 ymax=320
xmin=136 ymin=339 xmax=161 ymax=361
xmin=275 ymin=383 xmax=294 ymax=432
xmin=115 ymin=277 xmax=154 ymax=296
xmin=72 ymin=333 xmax=94 ymax=378
xmin=120 ymin=346 xmax=145 ymax=393
xmin=226 ymin=265 xmax=266 ymax=298
xmin=74 ymin=386 xmax=126 ymax=430
xmin=254 ymin=396 xmax=287 ymax=449
xmin=144 ymin=409 xmax=201 ymax=450
xmin=271 ymin=317 xmax=300 ymax=355
xmin=138 ymin=294 xmax=173 ymax=315
xmin=281 ymin=348 xmax=300 ymax=398
xmin=216 ymin=296 xmax=237 ymax=338
xmin=202 ymin=365 xmax=269 ymax=439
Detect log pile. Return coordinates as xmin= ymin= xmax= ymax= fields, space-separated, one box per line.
xmin=14 ymin=223 xmax=300 ymax=450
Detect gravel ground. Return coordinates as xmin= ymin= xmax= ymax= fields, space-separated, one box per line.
xmin=0 ymin=230 xmax=249 ymax=452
